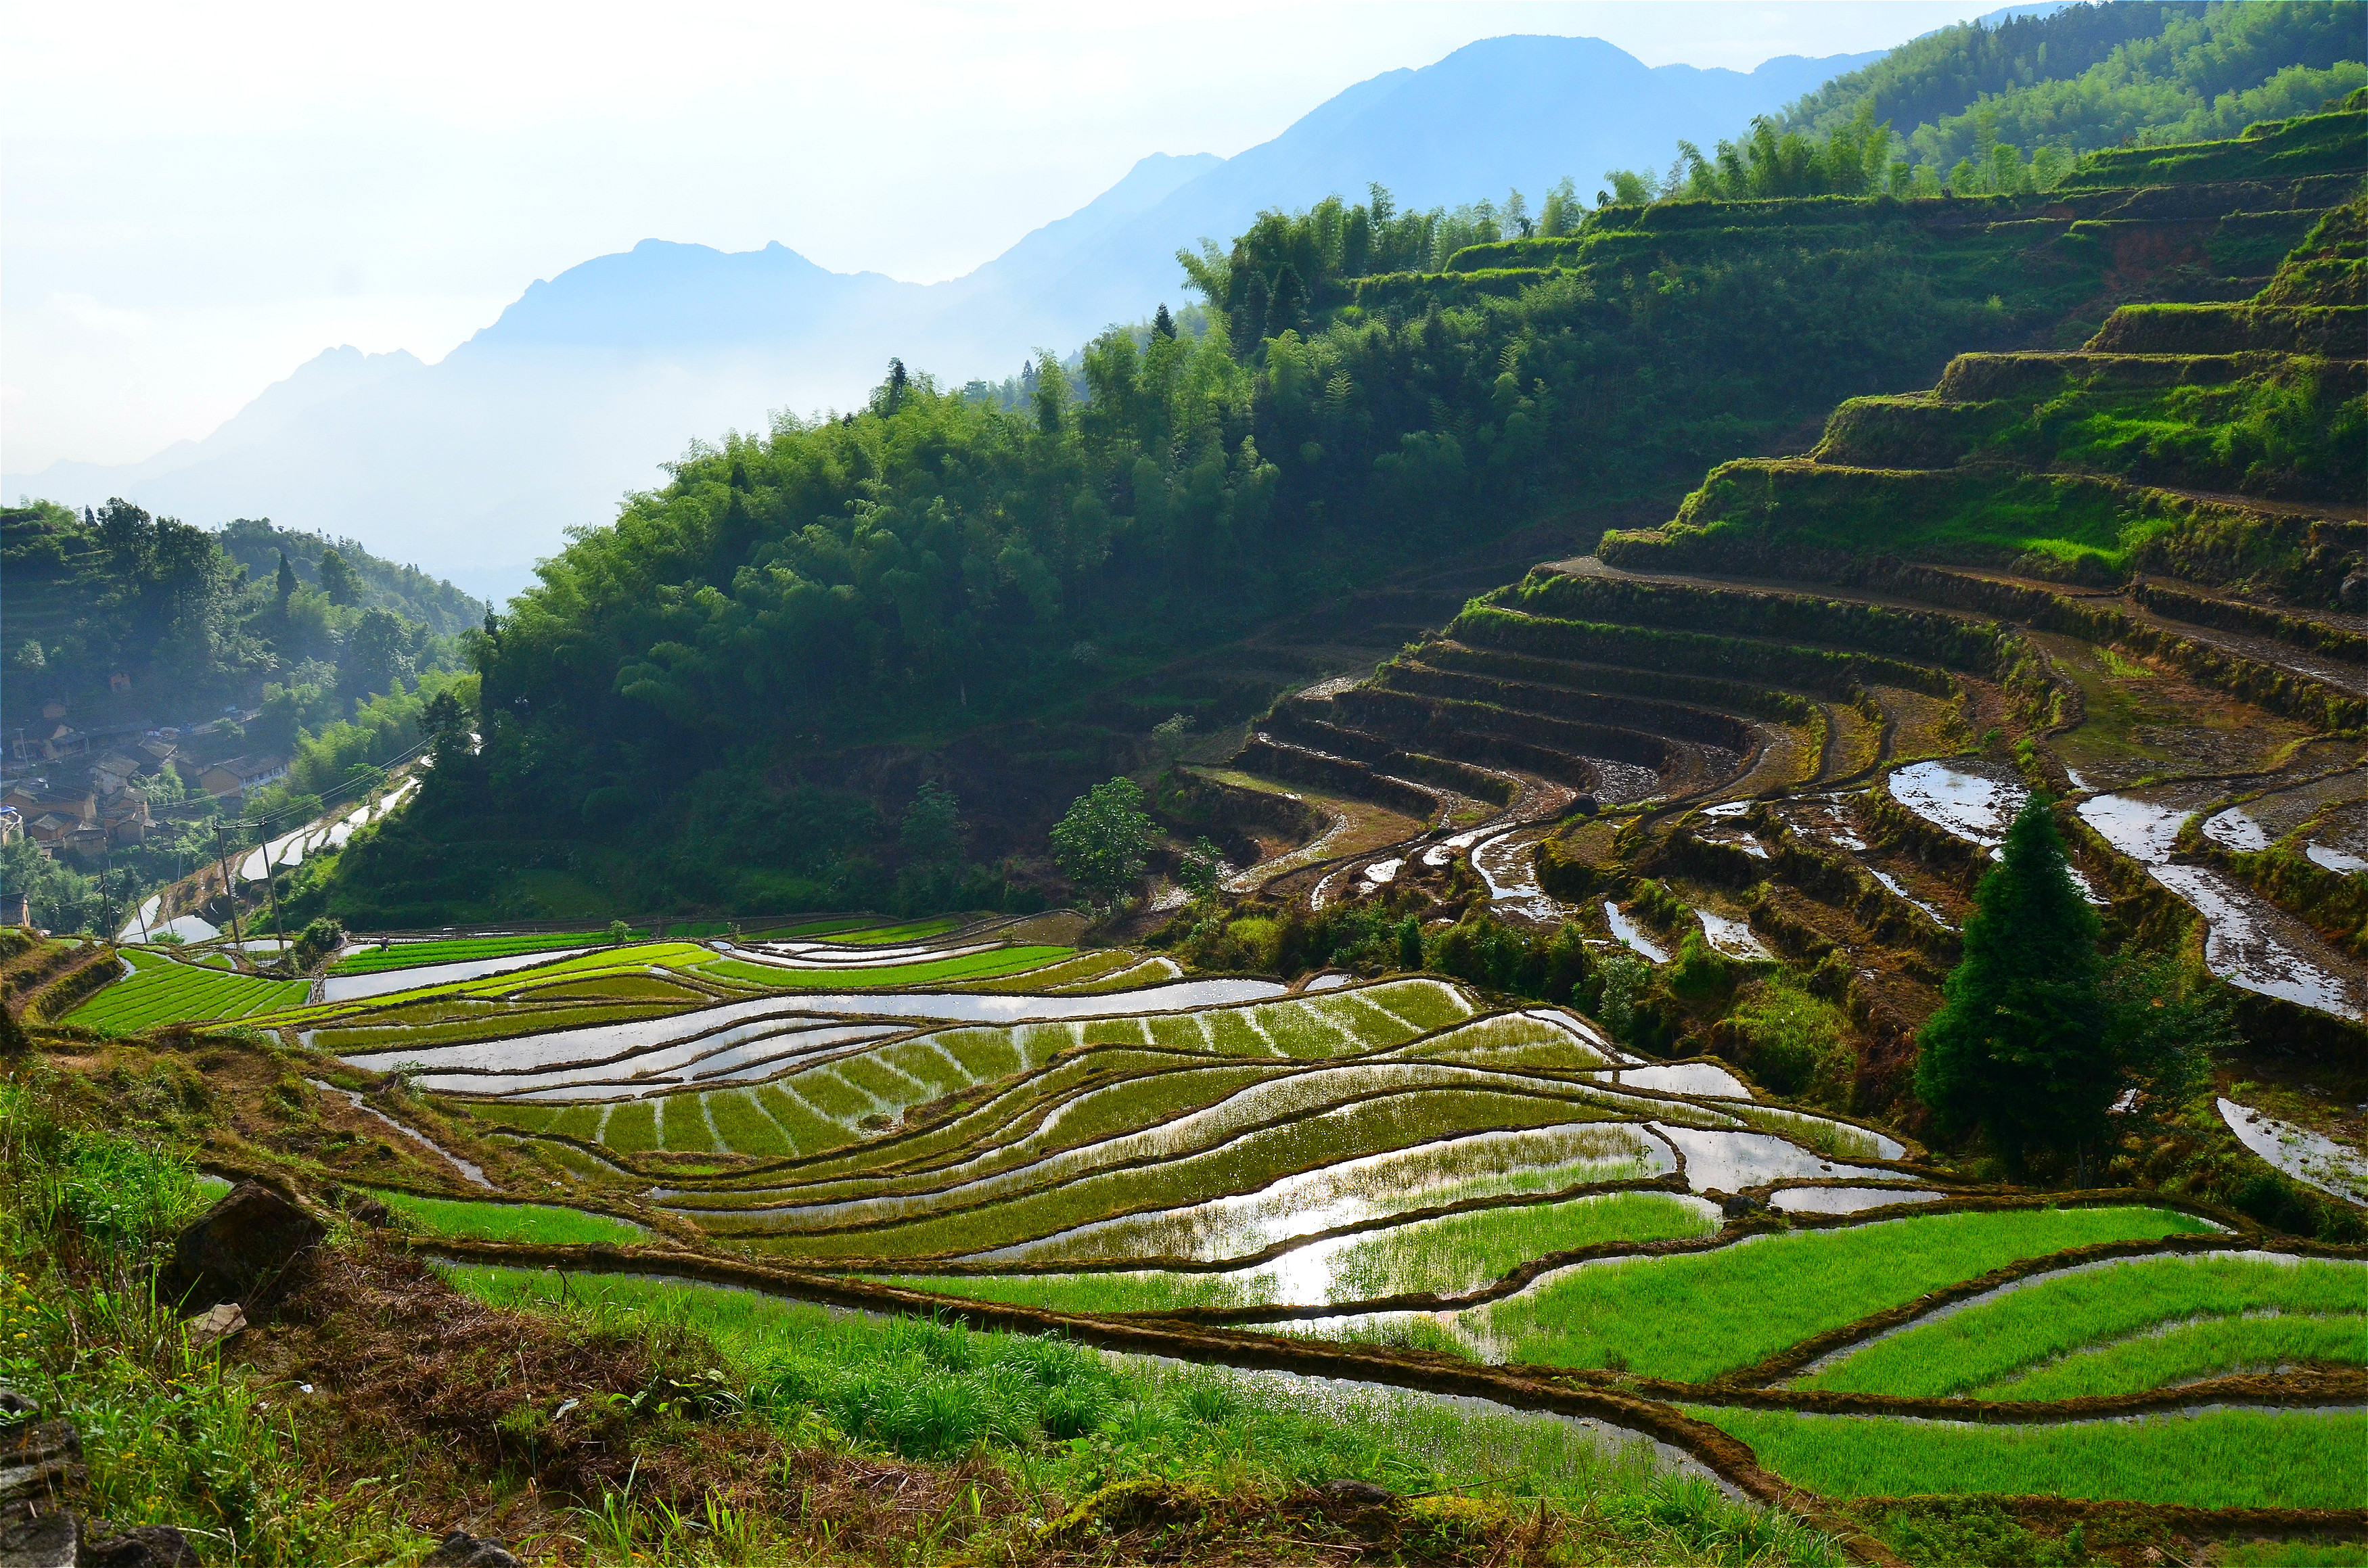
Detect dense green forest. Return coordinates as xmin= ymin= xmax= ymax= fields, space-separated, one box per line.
xmin=1610 ymin=1 xmax=2364 ymax=201
xmin=2 ymin=500 xmax=475 ymax=724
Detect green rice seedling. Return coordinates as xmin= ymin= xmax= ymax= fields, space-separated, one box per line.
xmin=872 ymin=1038 xmax=970 ymax=1098
xmin=1256 ymin=1000 xmax=1355 ymax=1058
xmin=695 ymin=945 xmax=1074 ymax=992
xmin=969 ymin=950 xmax=1140 ymax=991
xmin=326 ymin=930 xmax=626 ymax=974
xmin=738 ymin=1087 xmax=1625 ymax=1260
xmin=509 ymin=973 xmax=705 ymax=1003
xmin=604 ymin=1099 xmax=659 ymax=1155
xmin=463 ymin=1101 xmax=554 ymax=1134
xmin=544 ymin=1103 xmax=605 ymax=1141
xmin=1080 ymin=1017 xmax=1154 ymax=1047
xmin=1203 ymin=1007 xmax=1279 ymax=1056
xmin=1363 ymin=978 xmax=1476 ymax=1032
xmin=932 ymin=1027 xmax=1026 ymax=1081
xmin=1022 ymin=1121 xmax=1666 ymax=1268
xmin=1695 ymin=1406 xmax=2367 ymax=1511
xmin=1982 ymin=1313 xmax=2368 ymax=1400
xmin=874 ymin=1268 xmax=1281 ymax=1314
xmin=1384 ymin=1013 xmax=1611 ymax=1071
xmin=655 ymin=1093 xmax=719 ymax=1153
xmin=708 ymin=1061 xmax=1612 ymax=1226
xmin=836 ymin=917 xmax=969 ymax=944
xmin=1142 ymin=1011 xmax=1214 ymax=1050
xmin=1798 ymin=1254 xmax=2368 ymax=1398
xmin=1308 ymin=991 xmax=1428 ymax=1050
xmin=64 ymin=959 xmax=311 ymax=1032
xmin=703 ymin=1090 xmax=795 ymax=1157
xmin=1474 ymin=1207 xmax=2218 ymax=1382
xmin=367 ymin=1188 xmax=645 ymax=1245
xmin=1323 ymin=1193 xmax=1719 ymax=1302
xmin=833 ymin=1052 xmax=928 ymax=1107
xmin=754 ymin=1086 xmax=850 ymax=1156
xmin=1041 ymin=956 xmax=1189 ymax=993
xmin=781 ymin=1067 xmax=875 ymax=1124
xmin=273 ymin=942 xmax=716 ymax=1026
xmin=1727 ymin=1106 xmax=1882 ymax=1161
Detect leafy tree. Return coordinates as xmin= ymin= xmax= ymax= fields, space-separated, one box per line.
xmin=1149 ymin=712 xmax=1196 ymax=771
xmin=341 ymin=607 xmax=416 ymax=705
xmin=291 ymin=917 xmax=346 ymax=971
xmin=317 ymin=548 xmax=361 ymax=607
xmin=1049 ymin=777 xmax=1155 ymax=906
xmin=1176 ymin=837 xmax=1225 ymax=900
xmin=422 ymin=689 xmax=474 ymax=768
xmin=2102 ymin=952 xmax=2239 ymax=1117
xmin=900 ymin=781 xmax=965 ymax=871
xmin=1915 ymin=795 xmax=2116 ymax=1178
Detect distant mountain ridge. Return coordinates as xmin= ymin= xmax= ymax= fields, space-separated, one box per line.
xmin=7 ymin=33 xmax=1880 ymax=596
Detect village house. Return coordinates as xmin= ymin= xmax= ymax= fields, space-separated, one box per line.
xmin=100 ymin=794 xmax=152 ymax=846
xmin=92 ymin=751 xmax=145 ymax=795
xmin=28 ymin=812 xmax=81 ymax=849
xmin=197 ymin=754 xmax=288 ymax=798
xmin=3 ymin=785 xmax=97 ymax=827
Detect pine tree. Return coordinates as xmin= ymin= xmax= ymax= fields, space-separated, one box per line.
xmin=275 ymin=549 xmax=298 ymax=612
xmin=1152 ymin=304 xmax=1177 ymax=340
xmin=1914 ymin=794 xmax=2114 ymax=1178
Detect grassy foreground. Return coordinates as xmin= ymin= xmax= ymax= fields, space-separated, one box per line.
xmin=0 ymin=1057 xmax=1849 ymax=1566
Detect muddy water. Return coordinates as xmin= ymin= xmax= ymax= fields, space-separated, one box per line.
xmin=341 ymin=978 xmax=1292 ymax=1076
xmin=1693 ymin=910 xmax=1769 ymax=959
xmin=1769 ymin=1186 xmax=1944 ymax=1215
xmin=2218 ymin=1099 xmax=2368 ymax=1205
xmin=2080 ymin=793 xmax=2366 ymax=1019
xmin=1473 ymin=826 xmax=1567 ymax=921
xmin=1649 ymin=1125 xmax=1895 ymax=1191
xmin=319 ymin=948 xmax=600 ymax=1002
xmin=1887 ymin=760 xmax=2027 ymax=850
xmin=1602 ymin=903 xmax=1669 ymax=963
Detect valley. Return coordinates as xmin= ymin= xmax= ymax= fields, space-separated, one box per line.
xmin=4 ymin=16 xmax=2364 ymax=1568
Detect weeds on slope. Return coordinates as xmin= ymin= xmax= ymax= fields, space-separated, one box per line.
xmin=449 ymin=1264 xmax=1848 ymax=1565
xmin=0 ymin=1071 xmax=419 ymax=1565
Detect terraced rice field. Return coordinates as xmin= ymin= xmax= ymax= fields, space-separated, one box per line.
xmin=64 ymin=949 xmax=311 ymax=1030
xmin=328 ymin=930 xmax=633 ymax=974
xmin=64 ymin=902 xmax=2366 ymax=1533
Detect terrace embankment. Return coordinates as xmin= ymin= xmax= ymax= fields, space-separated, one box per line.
xmin=1208 ymin=154 xmax=2367 ymax=1155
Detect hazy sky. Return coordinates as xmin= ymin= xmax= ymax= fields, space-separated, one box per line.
xmin=5 ymin=1 xmax=2015 ymax=473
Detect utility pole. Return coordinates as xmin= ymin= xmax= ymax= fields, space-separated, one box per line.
xmin=211 ymin=821 xmax=244 ymax=946
xmin=259 ymin=818 xmax=287 ymax=957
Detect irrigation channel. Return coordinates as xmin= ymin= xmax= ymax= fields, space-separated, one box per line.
xmin=66 ymin=910 xmax=2368 ymax=1553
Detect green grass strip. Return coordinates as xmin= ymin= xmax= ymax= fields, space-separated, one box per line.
xmin=1476 ymin=1207 xmax=2215 ymax=1383
xmin=696 ymin=945 xmax=1072 ymax=991
xmin=329 ymin=931 xmax=632 ymax=973
xmin=1693 ymin=1406 xmax=2367 ymax=1511
xmin=1981 ymin=1313 xmax=2368 ymax=1400
xmin=1799 ymin=1254 xmax=2368 ymax=1398
xmin=366 ymin=1188 xmax=644 ymax=1245
xmin=1327 ymin=1192 xmax=1718 ymax=1302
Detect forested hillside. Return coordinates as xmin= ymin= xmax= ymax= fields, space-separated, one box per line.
xmin=316 ymin=67 xmax=2367 ymax=926
xmin=1781 ymin=0 xmax=2365 ymax=179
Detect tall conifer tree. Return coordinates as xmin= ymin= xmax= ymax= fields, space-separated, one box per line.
xmin=1915 ymin=793 xmax=2115 ymax=1177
